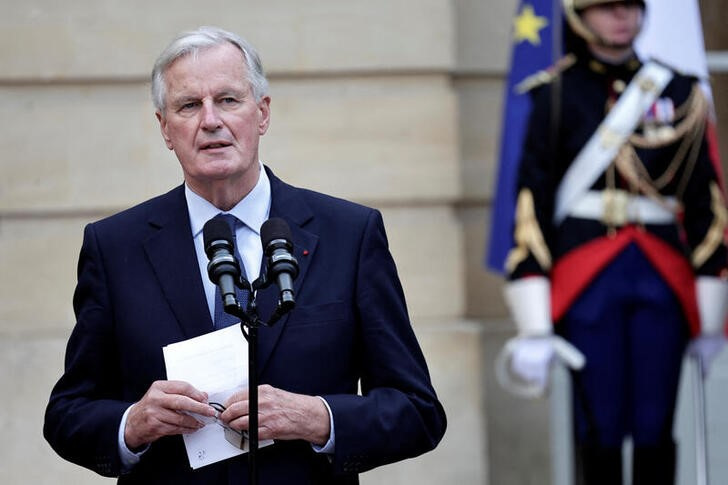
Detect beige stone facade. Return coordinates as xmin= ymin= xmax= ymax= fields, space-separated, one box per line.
xmin=2 ymin=1 xmax=727 ymax=484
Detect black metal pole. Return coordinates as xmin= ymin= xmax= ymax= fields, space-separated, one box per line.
xmin=248 ymin=323 xmax=258 ymax=485
xmin=225 ymin=297 xmax=260 ymax=485
xmin=229 ymin=277 xmax=294 ymax=485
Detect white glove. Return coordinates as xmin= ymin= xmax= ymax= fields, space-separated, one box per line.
xmin=688 ymin=334 xmax=725 ymax=377
xmin=496 ymin=335 xmax=585 ymax=398
xmin=691 ymin=276 xmax=728 ymax=377
xmin=497 ymin=277 xmax=586 ymax=398
xmin=509 ymin=337 xmax=555 ymax=388
xmin=501 ymin=277 xmax=553 ymax=396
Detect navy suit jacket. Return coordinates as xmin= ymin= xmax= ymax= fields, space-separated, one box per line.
xmin=44 ymin=167 xmax=446 ymax=484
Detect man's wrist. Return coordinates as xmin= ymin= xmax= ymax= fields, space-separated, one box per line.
xmin=118 ymin=404 xmax=148 ymax=470
xmin=311 ymin=396 xmax=335 ymax=454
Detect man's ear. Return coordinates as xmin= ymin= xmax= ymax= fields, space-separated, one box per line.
xmin=257 ymin=96 xmax=271 ymax=135
xmin=156 ymin=111 xmax=174 ymax=150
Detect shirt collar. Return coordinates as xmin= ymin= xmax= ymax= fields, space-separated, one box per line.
xmin=186 ymin=162 xmax=272 ymax=238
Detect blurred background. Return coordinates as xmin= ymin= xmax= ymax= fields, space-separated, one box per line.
xmin=1 ymin=1 xmax=727 ymax=483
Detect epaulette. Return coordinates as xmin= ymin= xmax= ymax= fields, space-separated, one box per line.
xmin=515 ymin=53 xmax=577 ymax=94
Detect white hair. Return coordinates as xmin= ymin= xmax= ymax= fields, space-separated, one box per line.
xmin=151 ymin=26 xmax=269 ymax=112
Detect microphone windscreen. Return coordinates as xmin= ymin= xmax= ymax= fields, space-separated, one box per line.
xmin=203 ymin=216 xmax=234 ymax=250
xmin=261 ymin=217 xmax=292 ymax=248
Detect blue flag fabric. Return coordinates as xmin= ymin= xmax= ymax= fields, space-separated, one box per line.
xmin=486 ymin=0 xmax=560 ymax=273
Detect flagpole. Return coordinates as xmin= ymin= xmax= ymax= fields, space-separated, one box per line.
xmin=549 ymin=0 xmax=562 ymax=155
xmin=547 ymin=2 xmax=573 ymax=485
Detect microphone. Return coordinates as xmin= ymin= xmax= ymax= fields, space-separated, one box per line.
xmin=261 ymin=218 xmax=299 ymax=310
xmin=203 ymin=217 xmax=242 ymax=312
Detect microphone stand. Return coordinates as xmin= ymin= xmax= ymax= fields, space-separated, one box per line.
xmin=223 ymin=272 xmax=293 ymax=485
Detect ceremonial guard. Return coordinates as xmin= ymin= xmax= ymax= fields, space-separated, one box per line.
xmin=499 ymin=1 xmax=728 ymax=483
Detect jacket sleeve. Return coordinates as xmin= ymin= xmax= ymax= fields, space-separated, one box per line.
xmin=321 ymin=209 xmax=447 ymax=475
xmin=506 ymin=84 xmax=558 ymax=279
xmin=676 ymin=99 xmax=728 ymax=276
xmin=43 ymin=223 xmax=130 ymax=477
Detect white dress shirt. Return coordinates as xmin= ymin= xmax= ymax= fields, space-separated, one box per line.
xmin=185 ymin=163 xmax=271 ymax=320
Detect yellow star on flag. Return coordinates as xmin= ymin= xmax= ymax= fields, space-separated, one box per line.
xmin=513 ymin=4 xmax=549 ymax=46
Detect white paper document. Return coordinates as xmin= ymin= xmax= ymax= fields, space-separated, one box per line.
xmin=162 ymin=324 xmax=272 ymax=469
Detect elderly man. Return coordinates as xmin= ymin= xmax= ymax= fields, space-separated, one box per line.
xmin=44 ymin=26 xmax=446 ymax=484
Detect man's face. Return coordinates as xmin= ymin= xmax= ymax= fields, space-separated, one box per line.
xmin=156 ymin=43 xmax=270 ymax=194
xmin=582 ymin=2 xmax=643 ymax=48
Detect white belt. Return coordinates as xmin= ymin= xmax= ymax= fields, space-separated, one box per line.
xmin=568 ymin=190 xmax=678 ymax=225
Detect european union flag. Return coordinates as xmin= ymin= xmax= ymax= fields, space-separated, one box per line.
xmin=486 ymin=0 xmax=560 ymax=273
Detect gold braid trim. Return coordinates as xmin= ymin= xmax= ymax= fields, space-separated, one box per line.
xmin=692 ymin=182 xmax=728 ymax=268
xmin=515 ymin=54 xmax=577 ymax=94
xmin=614 ymin=83 xmax=708 ymax=208
xmin=630 ymin=84 xmax=708 ymax=150
xmin=614 ymin=144 xmax=665 ymax=201
xmin=505 ymin=189 xmax=552 ymax=274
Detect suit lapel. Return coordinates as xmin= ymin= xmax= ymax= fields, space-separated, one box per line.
xmin=138 ymin=175 xmax=318 ymax=374
xmin=143 ymin=186 xmax=213 ymax=340
xmin=256 ymin=169 xmax=318 ymax=375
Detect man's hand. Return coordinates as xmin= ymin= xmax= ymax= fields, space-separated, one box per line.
xmin=688 ymin=334 xmax=726 ymax=378
xmin=510 ymin=336 xmax=555 ymax=387
xmin=124 ymin=380 xmax=216 ymax=449
xmin=221 ymin=385 xmax=331 ymax=446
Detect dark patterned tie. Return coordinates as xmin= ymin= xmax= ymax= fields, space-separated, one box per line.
xmin=212 ymin=214 xmax=249 ymax=329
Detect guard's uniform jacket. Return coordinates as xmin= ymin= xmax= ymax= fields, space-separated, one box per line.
xmin=506 ymin=52 xmax=728 ymax=333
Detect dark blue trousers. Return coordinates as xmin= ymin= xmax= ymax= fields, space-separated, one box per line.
xmin=559 ymin=244 xmax=688 ymax=483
